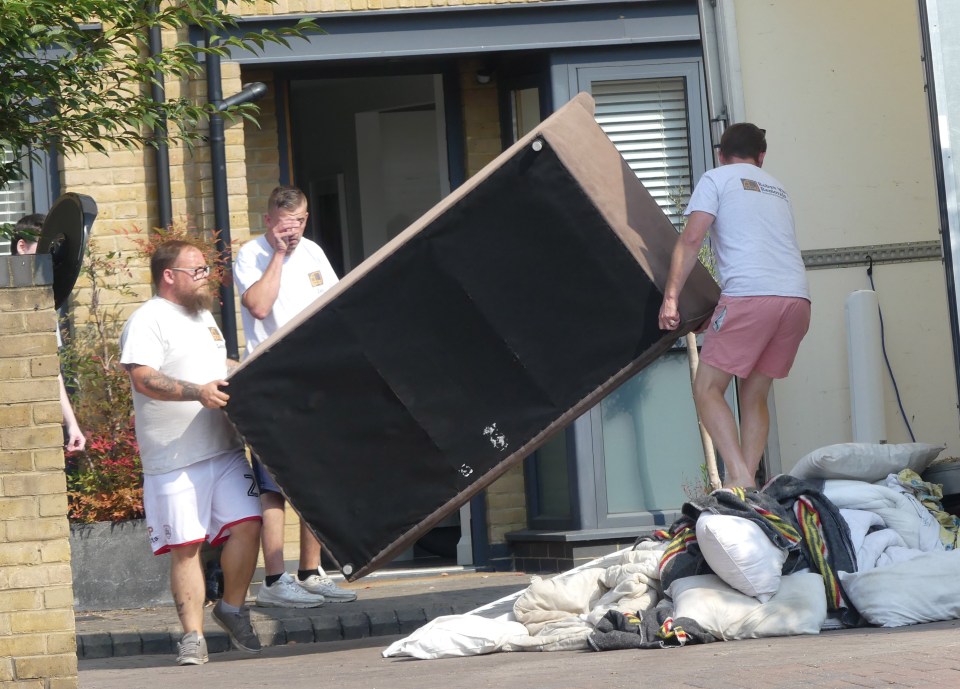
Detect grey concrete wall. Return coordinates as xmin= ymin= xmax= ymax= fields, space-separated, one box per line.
xmin=70 ymin=520 xmax=171 ymax=611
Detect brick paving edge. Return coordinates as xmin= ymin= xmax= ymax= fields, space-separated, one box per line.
xmin=76 ymin=601 xmax=478 ymax=660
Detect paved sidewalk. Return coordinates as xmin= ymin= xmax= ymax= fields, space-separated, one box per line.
xmin=80 ymin=617 xmax=960 ymax=689
xmin=75 ymin=568 xmax=532 ymax=660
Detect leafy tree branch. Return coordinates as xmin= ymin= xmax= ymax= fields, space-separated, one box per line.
xmin=0 ymin=0 xmax=319 ymax=193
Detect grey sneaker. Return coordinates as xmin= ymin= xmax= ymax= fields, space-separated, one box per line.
xmin=176 ymin=631 xmax=208 ymax=665
xmin=211 ymin=601 xmax=262 ymax=654
xmin=256 ymin=572 xmax=325 ymax=608
xmin=298 ymin=573 xmax=357 ymax=602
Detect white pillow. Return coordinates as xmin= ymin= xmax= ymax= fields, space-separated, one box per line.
xmin=695 ymin=513 xmax=787 ymax=603
xmin=839 ymin=550 xmax=960 ymax=627
xmin=789 ymin=442 xmax=945 ymax=482
xmin=669 ymin=573 xmax=827 ymax=640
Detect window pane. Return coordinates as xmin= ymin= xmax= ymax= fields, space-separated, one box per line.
xmin=531 ymin=432 xmax=571 ymax=521
xmin=592 ymin=77 xmax=692 ymax=228
xmin=0 ymin=147 xmax=33 ymax=255
xmin=600 ymin=353 xmax=706 ymax=513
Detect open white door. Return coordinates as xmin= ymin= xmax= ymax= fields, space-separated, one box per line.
xmin=355 ymin=106 xmax=444 ymax=259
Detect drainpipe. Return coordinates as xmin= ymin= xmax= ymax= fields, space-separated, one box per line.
xmin=710 ymin=0 xmax=746 ymax=125
xmin=204 ymin=31 xmax=267 ymax=360
xmin=147 ymin=2 xmax=172 ymax=229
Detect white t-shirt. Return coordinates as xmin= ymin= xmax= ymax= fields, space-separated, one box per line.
xmin=233 ymin=235 xmax=339 ymax=356
xmin=685 ymin=163 xmax=809 ymax=300
xmin=119 ymin=297 xmax=243 ymax=475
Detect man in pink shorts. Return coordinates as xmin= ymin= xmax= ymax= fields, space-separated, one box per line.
xmin=658 ymin=123 xmax=810 ymax=488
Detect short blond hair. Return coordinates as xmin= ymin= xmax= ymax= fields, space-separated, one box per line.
xmin=267 ymin=186 xmax=307 ymax=214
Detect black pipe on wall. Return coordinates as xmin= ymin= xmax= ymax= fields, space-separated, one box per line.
xmin=147 ymin=2 xmax=173 ymax=230
xmin=204 ymin=34 xmax=240 ymax=360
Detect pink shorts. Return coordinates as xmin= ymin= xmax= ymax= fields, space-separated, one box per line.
xmin=700 ymin=295 xmax=811 ymax=379
xmin=143 ymin=450 xmax=262 ymax=555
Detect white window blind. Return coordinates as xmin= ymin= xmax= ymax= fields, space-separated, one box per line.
xmin=0 ymin=147 xmax=32 ymax=255
xmin=591 ymin=77 xmax=692 ymax=229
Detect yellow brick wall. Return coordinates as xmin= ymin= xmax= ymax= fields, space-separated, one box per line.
xmin=0 ymin=267 xmax=78 ymax=689
xmin=459 ymin=58 xmax=502 ymax=180
xmin=241 ymin=70 xmax=283 ymax=241
xmin=486 ymin=465 xmax=527 ymax=544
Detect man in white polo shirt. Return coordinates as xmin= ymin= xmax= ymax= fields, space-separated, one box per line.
xmin=659 ymin=123 xmax=810 ymax=489
xmin=234 ymin=185 xmax=357 ymax=607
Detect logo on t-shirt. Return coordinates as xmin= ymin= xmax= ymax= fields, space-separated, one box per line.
xmin=209 ymin=327 xmax=223 ymax=342
xmin=309 ymin=270 xmax=324 ymax=287
xmin=741 ymin=178 xmax=788 ymax=200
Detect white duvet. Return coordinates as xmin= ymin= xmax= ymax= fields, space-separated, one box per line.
xmin=824 ymin=478 xmax=960 ymax=626
xmin=839 ymin=508 xmax=925 ymax=571
xmin=823 ymin=479 xmax=944 ymax=552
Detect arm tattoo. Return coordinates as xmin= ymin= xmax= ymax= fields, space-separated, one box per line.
xmin=180 ymin=382 xmax=201 ymax=401
xmin=142 ymin=370 xmax=202 ymax=401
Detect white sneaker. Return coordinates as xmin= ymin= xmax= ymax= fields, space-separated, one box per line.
xmin=298 ymin=574 xmax=357 ymax=602
xmin=255 ymin=572 xmax=325 ymax=608
xmin=176 ymin=631 xmax=208 ymax=665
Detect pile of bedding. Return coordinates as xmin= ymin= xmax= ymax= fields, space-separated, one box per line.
xmin=384 ymin=442 xmax=960 ymax=660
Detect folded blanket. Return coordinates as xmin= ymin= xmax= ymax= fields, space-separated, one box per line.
xmin=587 ymin=600 xmax=716 ymax=651
xmin=763 ymin=474 xmax=860 ymax=625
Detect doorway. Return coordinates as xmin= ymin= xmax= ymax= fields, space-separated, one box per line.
xmin=286 ymin=71 xmax=462 ymax=568
xmin=355 ymin=102 xmax=449 ymax=258
xmin=288 ymin=74 xmax=449 ymax=272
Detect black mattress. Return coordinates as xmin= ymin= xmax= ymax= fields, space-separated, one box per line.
xmin=226 ymin=93 xmax=719 ymax=580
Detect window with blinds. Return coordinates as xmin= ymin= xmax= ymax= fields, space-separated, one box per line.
xmin=591 ymin=77 xmax=692 ymax=229
xmin=0 ymin=147 xmax=32 ymax=255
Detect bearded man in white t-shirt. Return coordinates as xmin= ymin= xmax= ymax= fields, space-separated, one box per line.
xmin=659 ymin=123 xmax=811 ymax=489
xmin=234 ymin=186 xmax=357 ymax=608
xmin=120 ymin=240 xmax=263 ymax=665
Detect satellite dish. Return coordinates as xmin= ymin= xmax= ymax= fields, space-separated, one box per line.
xmin=36 ymin=193 xmax=97 ymax=309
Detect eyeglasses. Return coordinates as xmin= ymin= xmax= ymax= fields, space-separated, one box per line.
xmin=169 ymin=265 xmax=211 ymax=280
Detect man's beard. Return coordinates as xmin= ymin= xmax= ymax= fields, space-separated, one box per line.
xmin=181 ymin=286 xmax=214 ymax=315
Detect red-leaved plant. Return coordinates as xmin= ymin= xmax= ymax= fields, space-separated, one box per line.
xmin=65 ymin=421 xmax=144 ymax=522
xmin=62 ymin=238 xmax=143 ymax=522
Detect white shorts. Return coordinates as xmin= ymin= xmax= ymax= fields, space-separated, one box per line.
xmin=143 ymin=450 xmax=262 ymax=555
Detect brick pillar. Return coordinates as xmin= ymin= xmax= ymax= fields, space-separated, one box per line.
xmin=0 ymin=254 xmax=78 ymax=689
